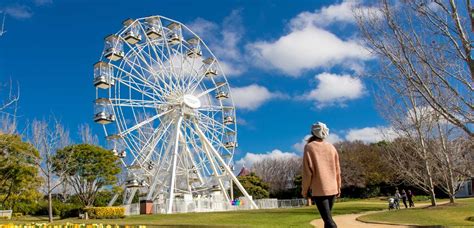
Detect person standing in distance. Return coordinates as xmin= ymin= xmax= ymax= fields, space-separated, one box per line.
xmin=302 ymin=122 xmax=341 ymax=228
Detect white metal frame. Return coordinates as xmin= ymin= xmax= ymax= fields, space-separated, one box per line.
xmin=96 ymin=15 xmax=256 ymax=212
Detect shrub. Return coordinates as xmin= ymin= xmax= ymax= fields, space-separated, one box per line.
xmin=56 ymin=203 xmax=82 ymax=219
xmin=12 ymin=213 xmax=22 ymax=218
xmin=84 ymin=207 xmax=125 ymax=219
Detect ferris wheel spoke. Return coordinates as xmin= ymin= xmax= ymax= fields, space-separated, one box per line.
xmin=118 ymin=53 xmax=169 ymax=97
xmin=161 ymin=27 xmax=187 ymax=92
xmin=114 ymin=66 xmax=166 ymax=102
xmin=197 ymin=112 xmax=234 ymax=133
xmin=127 ymin=33 xmax=176 ymax=93
xmin=119 ymin=109 xmax=173 ymax=137
xmin=180 ymin=122 xmax=207 ymax=183
xmin=195 ymin=82 xmax=226 ymax=98
xmin=111 ymin=98 xmax=165 ymax=108
xmin=182 ymin=120 xmax=216 ymax=178
xmin=115 ymin=75 xmax=159 ymax=101
xmin=188 ymin=62 xmax=217 ymax=95
xmin=140 ymin=119 xmax=174 ymax=165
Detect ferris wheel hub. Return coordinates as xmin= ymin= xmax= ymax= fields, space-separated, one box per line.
xmin=182 ymin=94 xmax=201 ymax=109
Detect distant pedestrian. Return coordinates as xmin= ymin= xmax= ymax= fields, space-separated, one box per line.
xmin=394 ymin=190 xmax=401 ymax=209
xmin=401 ymin=189 xmax=408 ymax=208
xmin=302 ymin=122 xmax=341 ymax=228
xmin=407 ymin=190 xmax=415 ymax=207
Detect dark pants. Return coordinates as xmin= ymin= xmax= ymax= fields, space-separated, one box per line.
xmin=402 ymin=198 xmax=408 ymax=208
xmin=408 ymin=198 xmax=414 ymax=207
xmin=312 ymin=195 xmax=337 ymax=228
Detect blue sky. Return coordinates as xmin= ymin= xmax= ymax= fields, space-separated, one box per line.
xmin=0 ymin=0 xmax=389 ymax=166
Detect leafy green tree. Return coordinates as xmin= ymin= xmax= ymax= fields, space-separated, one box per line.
xmin=0 ymin=134 xmax=42 ymax=209
xmin=233 ymin=172 xmax=270 ymax=199
xmin=293 ymin=175 xmax=302 ymax=197
xmin=53 ymin=144 xmax=120 ymax=207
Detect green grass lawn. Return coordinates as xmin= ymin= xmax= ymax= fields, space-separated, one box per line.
xmin=358 ymin=197 xmax=474 ymax=227
xmin=1 ymin=199 xmax=386 ymax=227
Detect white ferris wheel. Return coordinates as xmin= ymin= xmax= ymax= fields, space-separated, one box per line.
xmin=92 ymin=15 xmax=257 ymax=213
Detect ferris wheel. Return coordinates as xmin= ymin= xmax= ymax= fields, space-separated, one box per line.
xmin=92 ymin=15 xmax=257 ymax=213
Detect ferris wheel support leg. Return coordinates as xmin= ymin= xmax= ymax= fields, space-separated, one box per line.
xmin=123 ymin=188 xmax=138 ymax=205
xmin=167 ymin=115 xmax=183 ymax=214
xmin=194 ymin=122 xmax=258 ymax=209
xmin=108 ymin=192 xmax=120 ymax=206
xmin=183 ymin=142 xmax=204 ymax=185
xmin=147 ymin=140 xmax=174 ymax=201
xmin=201 ymin=142 xmax=231 ymax=202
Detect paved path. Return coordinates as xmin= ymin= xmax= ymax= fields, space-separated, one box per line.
xmin=310 ymin=203 xmax=432 ymax=228
xmin=310 ymin=210 xmax=408 ymax=228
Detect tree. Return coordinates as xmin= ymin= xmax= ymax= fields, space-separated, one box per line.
xmin=0 ymin=79 xmax=19 ymax=134
xmin=0 ymin=13 xmax=5 ymax=37
xmin=252 ymin=157 xmax=302 ymax=196
xmin=354 ymin=0 xmax=473 ymax=137
xmin=428 ymin=122 xmax=472 ymax=203
xmin=53 ymin=144 xmax=120 ymax=209
xmin=233 ymin=172 xmax=270 ymax=200
xmin=0 ymin=134 xmax=41 ymax=210
xmin=77 ymin=123 xmax=99 ymax=145
xmin=336 ymin=141 xmax=396 ymax=197
xmin=29 ymin=117 xmax=71 ymax=222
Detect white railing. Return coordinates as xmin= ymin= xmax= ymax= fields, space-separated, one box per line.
xmin=277 ymin=199 xmax=308 ymax=208
xmin=122 ymin=198 xmax=307 ymax=215
xmin=0 ymin=210 xmax=12 ymax=219
xmin=255 ymin=198 xmax=278 ymax=209
xmin=123 ymin=203 xmax=140 ymax=216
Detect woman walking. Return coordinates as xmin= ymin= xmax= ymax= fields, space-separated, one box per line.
xmin=401 ymin=189 xmax=408 ymax=208
xmin=302 ymin=122 xmax=341 ymax=228
xmin=407 ymin=190 xmax=415 ymax=207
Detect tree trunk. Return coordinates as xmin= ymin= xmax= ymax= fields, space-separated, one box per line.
xmin=48 ymin=192 xmax=53 ymax=222
xmin=425 ymin=163 xmax=437 ymax=206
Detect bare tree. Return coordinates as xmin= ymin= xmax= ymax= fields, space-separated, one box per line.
xmin=354 ymin=0 xmax=474 ymax=137
xmin=0 ymin=13 xmax=6 ymax=37
xmin=0 ymin=80 xmax=19 ymax=134
xmin=252 ymin=157 xmax=302 ymax=195
xmin=376 ymin=78 xmax=439 ymax=206
xmin=429 ymin=119 xmax=472 ymax=203
xmin=29 ymin=117 xmax=71 ymax=222
xmin=78 ymin=123 xmax=99 ymax=145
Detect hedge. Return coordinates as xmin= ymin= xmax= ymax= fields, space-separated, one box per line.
xmin=84 ymin=207 xmax=125 ymax=219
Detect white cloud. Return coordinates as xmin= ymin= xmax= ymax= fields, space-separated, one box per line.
xmin=248 ymin=27 xmax=370 ymax=76
xmin=327 ymin=133 xmax=343 ymax=144
xmin=236 ymin=149 xmax=300 ymax=169
xmin=231 ymin=84 xmax=284 ymax=111
xmin=2 ymin=5 xmax=32 ymax=19
xmin=345 ymin=126 xmax=396 ymax=143
xmin=303 ymin=72 xmax=365 ymax=108
xmin=292 ymin=133 xmax=343 ymax=153
xmin=34 ymin=0 xmax=53 ymax=6
xmin=247 ymin=0 xmax=372 ymax=76
xmin=188 ymin=10 xmax=245 ymax=76
xmin=290 ymin=0 xmax=359 ymax=29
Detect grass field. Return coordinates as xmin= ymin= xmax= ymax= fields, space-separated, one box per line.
xmin=358 ymin=198 xmax=474 ymax=227
xmin=1 ymin=199 xmax=387 ymax=227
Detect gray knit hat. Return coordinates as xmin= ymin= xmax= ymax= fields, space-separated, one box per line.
xmin=311 ymin=122 xmax=329 ymax=139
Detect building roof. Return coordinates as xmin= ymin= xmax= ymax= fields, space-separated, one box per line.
xmin=237 ymin=166 xmax=250 ymax=177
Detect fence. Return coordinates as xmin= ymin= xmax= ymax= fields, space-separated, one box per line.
xmin=277 ymin=198 xmax=308 ymax=208
xmin=123 ymin=198 xmax=308 ymax=215
xmin=0 ymin=210 xmax=12 ymax=219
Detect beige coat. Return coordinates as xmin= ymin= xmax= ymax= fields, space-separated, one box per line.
xmin=302 ymin=141 xmax=341 ymax=197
